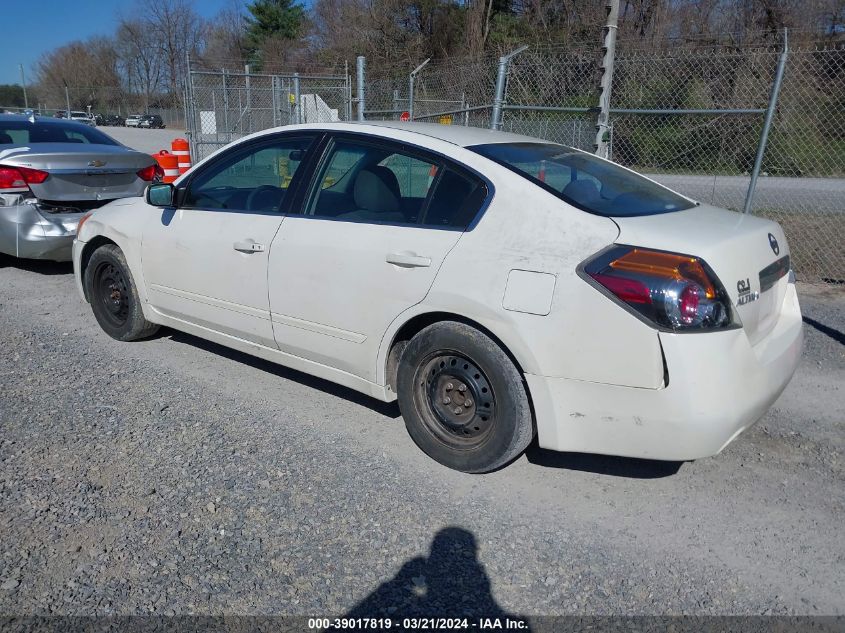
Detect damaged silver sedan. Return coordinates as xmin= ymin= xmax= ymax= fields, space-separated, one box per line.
xmin=0 ymin=115 xmax=159 ymax=261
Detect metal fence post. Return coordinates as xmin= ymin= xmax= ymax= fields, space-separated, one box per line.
xmin=743 ymin=28 xmax=789 ymax=214
xmin=271 ymin=75 xmax=278 ymax=127
xmin=409 ymin=58 xmax=430 ymax=121
xmin=490 ymin=57 xmax=508 ymax=130
xmin=594 ymin=0 xmax=620 ymax=158
xmin=244 ymin=64 xmax=251 ymax=134
xmin=222 ymin=68 xmax=229 ymax=141
xmin=345 ymin=60 xmax=352 ymax=121
xmin=356 ymin=56 xmax=366 ymax=121
xmin=490 ymin=45 xmax=528 ymax=130
xmin=293 ymin=72 xmax=301 ymax=124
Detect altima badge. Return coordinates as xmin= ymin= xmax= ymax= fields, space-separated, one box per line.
xmin=87 ymin=159 xmax=106 ymax=167
xmin=737 ymin=278 xmax=760 ymax=305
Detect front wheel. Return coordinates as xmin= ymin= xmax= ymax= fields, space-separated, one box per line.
xmin=397 ymin=322 xmax=534 ymax=473
xmin=85 ymin=244 xmax=159 ymax=341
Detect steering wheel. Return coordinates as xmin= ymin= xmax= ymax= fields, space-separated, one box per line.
xmin=245 ymin=185 xmax=284 ymax=212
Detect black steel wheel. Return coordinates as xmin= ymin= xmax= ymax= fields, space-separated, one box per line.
xmin=85 ymin=244 xmax=159 ymax=341
xmin=398 ymin=321 xmax=534 ymax=473
xmin=414 ymin=353 xmax=497 ymax=450
xmin=93 ymin=261 xmax=130 ymax=329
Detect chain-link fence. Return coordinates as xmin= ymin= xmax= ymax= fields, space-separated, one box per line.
xmin=355 ymin=40 xmax=844 ymax=284
xmin=185 ymin=67 xmax=350 ymax=161
xmin=178 ymin=40 xmax=845 ymax=283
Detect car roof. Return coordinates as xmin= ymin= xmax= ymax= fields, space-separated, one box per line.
xmin=276 ymin=121 xmax=551 ymax=148
xmin=0 ymin=114 xmax=90 ymax=128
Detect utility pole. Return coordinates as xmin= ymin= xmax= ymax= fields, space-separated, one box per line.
xmin=19 ymin=64 xmax=28 ymax=109
xmin=63 ymin=80 xmax=71 ymax=118
xmin=594 ymin=0 xmax=620 ymax=158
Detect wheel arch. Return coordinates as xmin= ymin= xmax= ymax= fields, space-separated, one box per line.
xmin=79 ymin=236 xmax=119 ymax=301
xmin=382 ymin=311 xmax=537 ymax=425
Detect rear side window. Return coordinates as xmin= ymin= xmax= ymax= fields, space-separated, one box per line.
xmin=307 ymin=139 xmax=438 ymax=224
xmin=423 ymin=168 xmax=488 ymax=229
xmin=470 ymin=142 xmax=693 ymax=217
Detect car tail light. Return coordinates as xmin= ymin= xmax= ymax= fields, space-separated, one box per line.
xmin=137 ymin=163 xmax=164 ymax=182
xmin=0 ymin=165 xmax=49 ymax=192
xmin=582 ymin=245 xmax=736 ymax=331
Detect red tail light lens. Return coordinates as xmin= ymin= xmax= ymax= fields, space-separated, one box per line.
xmin=0 ymin=165 xmax=49 ymax=192
xmin=582 ymin=245 xmax=735 ymax=331
xmin=137 ymin=164 xmax=164 ymax=182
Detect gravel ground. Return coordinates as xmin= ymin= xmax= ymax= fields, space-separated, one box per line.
xmin=0 ymin=258 xmax=843 ymax=619
xmin=99 ymin=127 xmax=187 ymax=157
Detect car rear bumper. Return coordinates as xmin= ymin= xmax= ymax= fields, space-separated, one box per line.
xmin=0 ymin=201 xmax=80 ymax=261
xmin=526 ymin=282 xmax=803 ymax=461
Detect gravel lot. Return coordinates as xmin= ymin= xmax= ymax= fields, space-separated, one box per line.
xmin=0 ymin=258 xmax=843 ymax=619
xmin=99 ymin=127 xmax=187 ymax=157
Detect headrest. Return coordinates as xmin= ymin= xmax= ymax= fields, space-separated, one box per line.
xmin=354 ymin=168 xmax=400 ymax=213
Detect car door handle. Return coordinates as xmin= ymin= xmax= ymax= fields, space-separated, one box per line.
xmin=233 ymin=240 xmax=266 ymax=253
xmin=386 ymin=252 xmax=432 ymax=268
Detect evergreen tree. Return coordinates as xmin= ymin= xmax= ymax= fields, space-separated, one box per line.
xmin=246 ymin=0 xmax=306 ymax=65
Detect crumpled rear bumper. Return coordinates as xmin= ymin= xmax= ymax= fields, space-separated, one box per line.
xmin=0 ymin=196 xmax=81 ymax=261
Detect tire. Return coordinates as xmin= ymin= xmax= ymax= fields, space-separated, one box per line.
xmin=84 ymin=244 xmax=159 ymax=341
xmin=397 ymin=321 xmax=534 ymax=473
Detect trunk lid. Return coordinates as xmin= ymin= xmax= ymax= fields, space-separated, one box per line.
xmin=613 ymin=204 xmax=791 ymax=345
xmin=4 ymin=143 xmax=153 ymax=202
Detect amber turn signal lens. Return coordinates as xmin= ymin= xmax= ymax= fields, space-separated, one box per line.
xmin=608 ymin=249 xmax=716 ymax=299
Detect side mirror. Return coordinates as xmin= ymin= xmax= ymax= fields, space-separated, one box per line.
xmin=145 ymin=183 xmax=175 ymax=207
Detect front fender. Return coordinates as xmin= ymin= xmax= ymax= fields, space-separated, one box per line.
xmin=76 ymin=198 xmax=155 ymax=313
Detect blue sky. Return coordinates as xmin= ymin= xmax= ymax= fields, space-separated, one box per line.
xmin=0 ymin=0 xmax=239 ymax=85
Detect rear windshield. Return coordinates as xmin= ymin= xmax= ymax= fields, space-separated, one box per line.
xmin=469 ymin=142 xmax=694 ymax=217
xmin=0 ymin=120 xmax=118 ymax=146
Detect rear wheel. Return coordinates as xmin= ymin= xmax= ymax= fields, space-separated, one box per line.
xmin=85 ymin=244 xmax=159 ymax=341
xmin=397 ymin=322 xmax=534 ymax=473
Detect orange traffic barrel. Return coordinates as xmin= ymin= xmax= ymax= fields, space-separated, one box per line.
xmin=154 ymin=150 xmax=180 ymax=183
xmin=171 ymin=138 xmax=192 ymax=174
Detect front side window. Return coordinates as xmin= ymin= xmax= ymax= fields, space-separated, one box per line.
xmin=470 ymin=142 xmax=694 ymax=217
xmin=307 ymin=140 xmax=438 ymax=224
xmin=184 ymin=136 xmax=314 ymax=212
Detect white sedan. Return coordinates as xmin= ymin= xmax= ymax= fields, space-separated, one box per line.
xmin=72 ymin=122 xmax=803 ymax=473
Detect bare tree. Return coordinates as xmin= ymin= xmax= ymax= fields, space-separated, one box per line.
xmin=36 ymin=38 xmax=122 ymax=110
xmin=141 ymin=0 xmax=204 ymax=95
xmin=116 ymin=19 xmax=164 ymax=112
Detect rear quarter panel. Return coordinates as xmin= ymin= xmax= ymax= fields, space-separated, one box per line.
xmin=377 ymin=152 xmax=666 ymax=390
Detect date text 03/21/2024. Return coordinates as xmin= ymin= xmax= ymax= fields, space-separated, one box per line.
xmin=309 ymin=617 xmax=530 ymax=630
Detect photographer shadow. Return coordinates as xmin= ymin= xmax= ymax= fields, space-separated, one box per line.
xmin=343 ymin=527 xmax=530 ymax=631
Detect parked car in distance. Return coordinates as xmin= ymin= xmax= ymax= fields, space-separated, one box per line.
xmin=101 ymin=114 xmax=126 ymax=127
xmin=139 ymin=114 xmax=165 ymax=129
xmin=69 ymin=111 xmax=96 ymax=126
xmin=125 ymin=115 xmax=142 ymax=128
xmin=0 ymin=115 xmax=160 ymax=262
xmin=73 ymin=122 xmax=802 ymax=473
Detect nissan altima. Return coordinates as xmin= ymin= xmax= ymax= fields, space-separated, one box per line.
xmin=0 ymin=115 xmax=159 ymax=261
xmin=72 ymin=122 xmax=803 ymax=473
